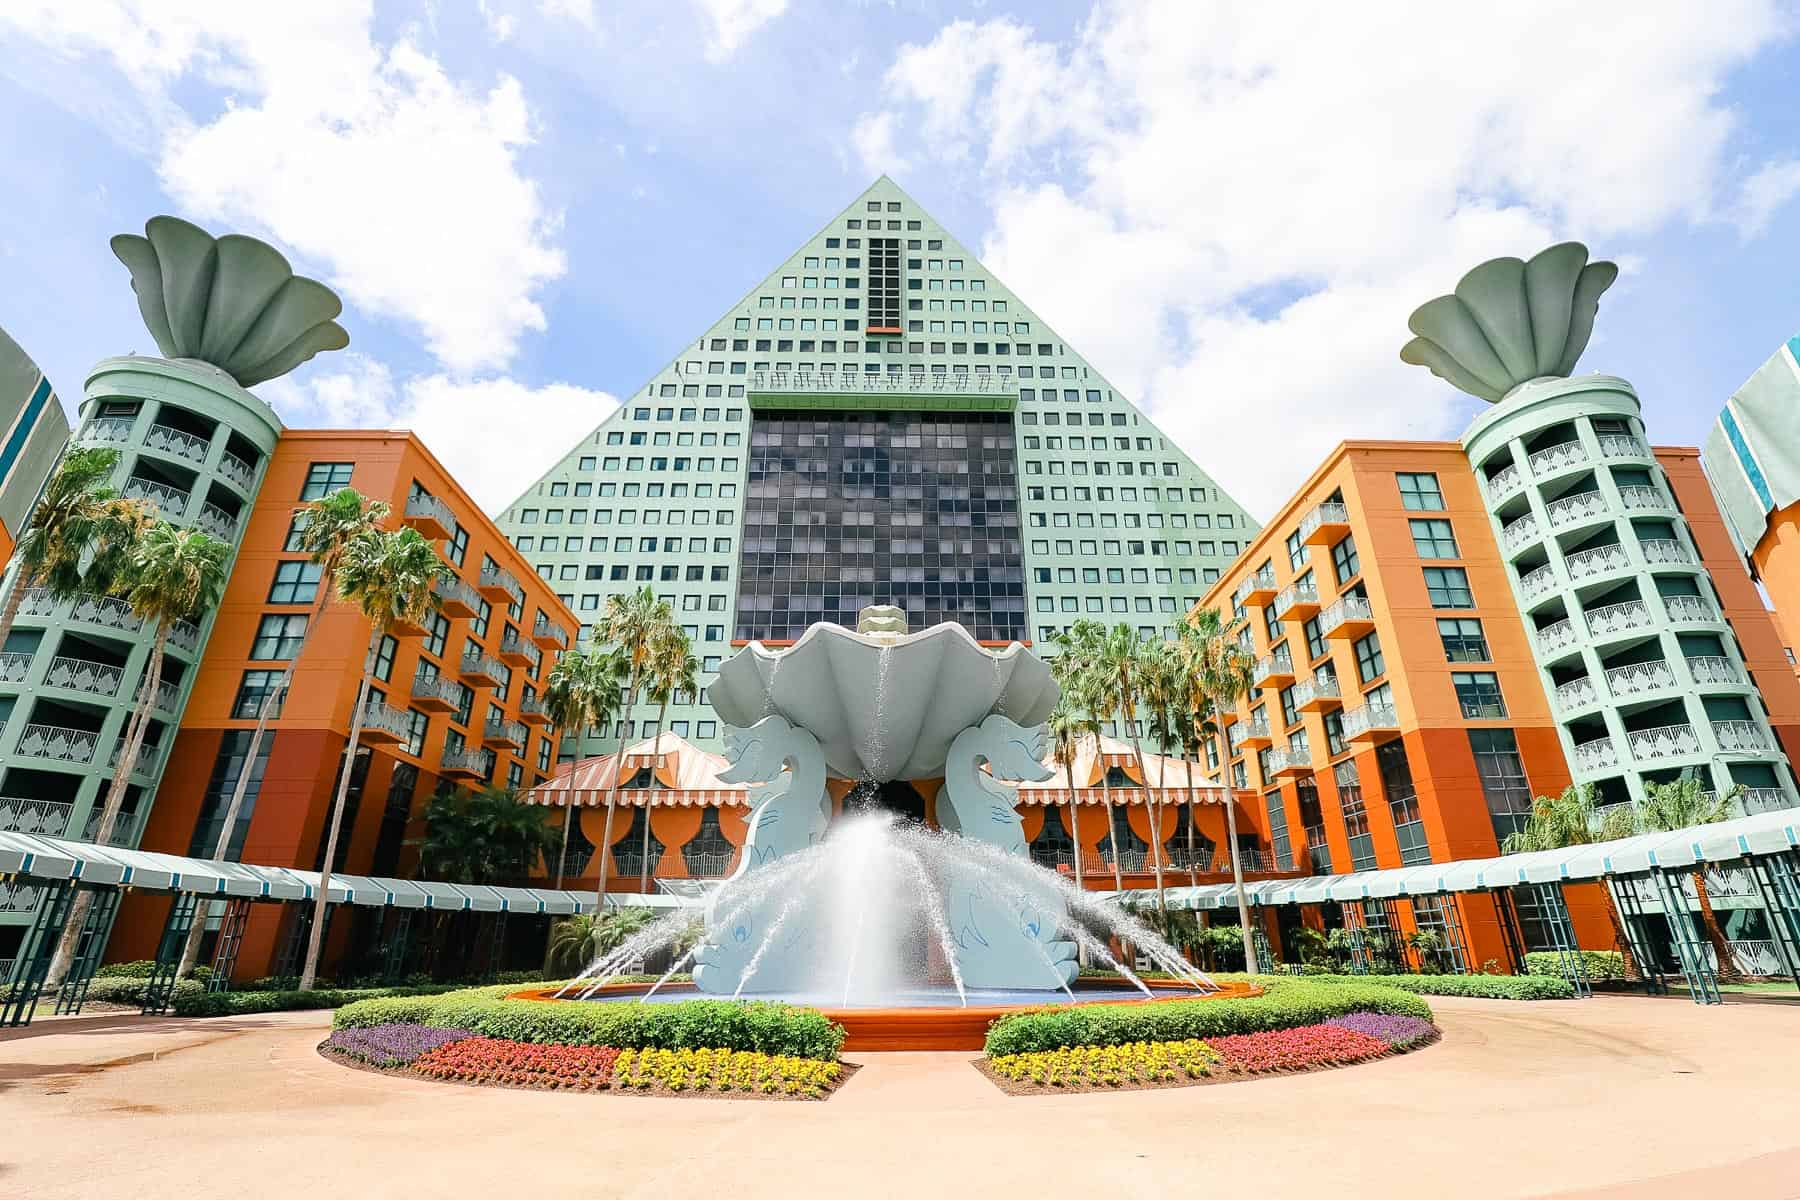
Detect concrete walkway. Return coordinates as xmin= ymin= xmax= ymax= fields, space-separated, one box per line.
xmin=3 ymin=995 xmax=1800 ymax=1199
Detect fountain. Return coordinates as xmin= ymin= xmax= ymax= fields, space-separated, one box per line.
xmin=528 ymin=606 xmax=1254 ymax=1049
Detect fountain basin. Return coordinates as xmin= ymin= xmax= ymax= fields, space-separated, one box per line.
xmin=508 ymin=979 xmax=1262 ymax=1052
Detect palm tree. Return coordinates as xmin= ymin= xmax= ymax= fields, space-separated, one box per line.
xmin=1098 ymin=623 xmax=1173 ymax=916
xmin=1045 ymin=699 xmax=1092 ymax=892
xmin=544 ymin=908 xmax=655 ymax=978
xmin=45 ymin=523 xmax=230 ymax=987
xmin=591 ymin=586 xmax=674 ymax=907
xmin=176 ymin=488 xmax=388 ymax=977
xmin=1502 ymin=782 xmax=1639 ymax=977
xmin=297 ymin=525 xmax=447 ymax=991
xmin=1135 ymin=637 xmax=1187 ymax=918
xmin=540 ymin=646 xmax=621 ymax=887
xmin=1634 ymin=778 xmax=1746 ymax=983
xmin=1182 ymin=606 xmax=1261 ymax=974
xmin=419 ymin=786 xmax=560 ymax=886
xmin=636 ymin=627 xmax=699 ymax=891
xmin=1053 ymin=622 xmax=1122 ymax=892
xmin=0 ymin=447 xmax=142 ymax=650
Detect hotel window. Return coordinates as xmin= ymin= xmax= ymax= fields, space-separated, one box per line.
xmin=268 ymin=560 xmax=321 ymax=604
xmin=1396 ymin=472 xmax=1445 ymax=511
xmin=372 ymin=634 xmax=398 ymax=682
xmin=867 ymin=237 xmax=900 ymax=329
xmin=1438 ymin=618 xmax=1489 ymax=662
xmin=1353 ymin=631 xmax=1384 ymax=683
xmin=1303 ymin=615 xmax=1327 ymax=661
xmin=299 ymin=461 xmax=352 ymax=500
xmin=1331 ymin=535 xmax=1360 ymax=584
xmin=1375 ymin=741 xmax=1430 ymax=865
xmin=424 ymin=614 xmax=449 ymax=657
xmin=1452 ymin=671 xmax=1506 ymax=718
xmin=1335 ymin=760 xmax=1376 ymax=870
xmin=1409 ymin=518 xmax=1459 ymax=559
xmin=283 ymin=512 xmax=310 ymax=551
xmin=1470 ymin=730 xmax=1532 ymax=843
xmin=404 ymin=709 xmax=429 ymax=758
xmin=1285 ymin=528 xmax=1305 ymax=571
xmin=1423 ymin=566 xmax=1473 ymax=608
xmin=232 ymin=670 xmax=286 ymax=718
xmin=250 ymin=613 xmax=307 ymax=660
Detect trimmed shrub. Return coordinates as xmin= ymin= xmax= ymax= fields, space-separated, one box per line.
xmin=333 ymin=984 xmax=845 ymax=1061
xmin=1309 ymin=972 xmax=1575 ymax=1001
xmin=982 ymin=977 xmax=1431 ymax=1056
xmin=1524 ymin=950 xmax=1626 ymax=983
xmin=93 ymin=960 xmax=158 ymax=979
xmin=80 ymin=976 xmax=206 ymax=1007
xmin=171 ymin=983 xmax=467 ymax=1018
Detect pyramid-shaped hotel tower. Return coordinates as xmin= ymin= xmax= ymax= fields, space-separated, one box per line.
xmin=497 ymin=177 xmax=1257 ymax=750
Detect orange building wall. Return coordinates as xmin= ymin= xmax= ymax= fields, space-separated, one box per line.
xmin=1752 ymin=507 xmax=1800 ymax=670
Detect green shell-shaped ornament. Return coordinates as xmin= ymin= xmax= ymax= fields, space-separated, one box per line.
xmin=1399 ymin=242 xmax=1618 ymax=403
xmin=111 ymin=216 xmax=349 ymax=387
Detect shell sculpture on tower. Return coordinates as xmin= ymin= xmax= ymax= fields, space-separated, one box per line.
xmin=111 ymin=216 xmax=349 ymax=387
xmin=1399 ymin=242 xmax=1617 ymax=403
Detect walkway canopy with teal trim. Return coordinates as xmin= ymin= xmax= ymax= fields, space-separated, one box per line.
xmin=1101 ymin=806 xmax=1800 ymax=910
xmin=0 ymin=831 xmax=687 ymax=912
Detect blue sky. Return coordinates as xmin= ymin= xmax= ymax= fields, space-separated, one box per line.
xmin=3 ymin=1 xmax=1798 ymax=517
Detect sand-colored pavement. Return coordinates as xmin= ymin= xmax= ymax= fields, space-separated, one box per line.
xmin=4 ymin=994 xmax=1800 ymax=1200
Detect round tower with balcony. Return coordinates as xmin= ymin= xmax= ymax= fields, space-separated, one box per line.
xmin=0 ymin=217 xmax=344 ymax=885
xmin=1404 ymin=243 xmax=1798 ymax=813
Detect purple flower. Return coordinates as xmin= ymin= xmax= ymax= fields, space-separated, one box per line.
xmin=1326 ymin=1012 xmax=1437 ymax=1049
xmin=324 ymin=1023 xmax=474 ymax=1067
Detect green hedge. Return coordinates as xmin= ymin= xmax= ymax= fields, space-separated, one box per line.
xmin=171 ymin=983 xmax=469 ymax=1018
xmin=333 ymin=984 xmax=845 ymax=1062
xmin=1308 ymin=972 xmax=1575 ymax=1000
xmin=982 ymin=977 xmax=1433 ymax=1056
xmin=1524 ymin=951 xmax=1626 ymax=983
xmin=79 ymin=976 xmax=206 ymax=1007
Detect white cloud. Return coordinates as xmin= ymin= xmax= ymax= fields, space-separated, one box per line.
xmin=850 ymin=112 xmax=908 ymax=177
xmin=695 ymin=0 xmax=789 ymax=62
xmin=2 ymin=1 xmax=565 ymax=375
xmin=264 ymin=355 xmax=618 ymax=513
xmin=1737 ymin=159 xmax=1800 ymax=239
xmin=540 ymin=0 xmax=597 ymax=29
xmin=857 ymin=1 xmax=1791 ymax=515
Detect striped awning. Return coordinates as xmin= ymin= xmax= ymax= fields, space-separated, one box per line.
xmin=526 ymin=787 xmax=750 ymax=809
xmin=1014 ymin=786 xmax=1241 ymax=807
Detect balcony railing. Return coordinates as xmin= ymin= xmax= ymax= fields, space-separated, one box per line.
xmin=0 ymin=797 xmax=74 ymax=837
xmin=16 ymin=723 xmax=99 ymax=764
xmin=1711 ymin=720 xmax=1770 ymax=753
xmin=519 ymin=695 xmax=552 ymax=725
xmin=1296 ymin=499 xmax=1350 ymax=544
xmin=123 ymin=477 xmax=191 ymax=517
xmin=144 ymin=422 xmax=210 ymax=465
xmin=1253 ymin=652 xmax=1294 ymax=686
xmin=169 ymin=617 xmax=202 ymax=654
xmin=404 ymin=492 xmax=458 ymax=537
xmin=1554 ymin=676 xmax=1597 ymax=711
xmin=1663 ymin=594 xmax=1720 ymax=624
xmin=498 ymin=633 xmax=542 ymax=671
xmin=1232 ymin=565 xmax=1278 ymax=608
xmin=681 ymin=850 xmax=739 ymax=879
xmin=1499 ymin=512 xmax=1541 ymax=554
xmin=1685 ymin=655 xmax=1743 ymax=687
xmin=196 ymin=502 xmax=239 ymax=541
xmin=78 ymin=416 xmax=133 ymax=445
xmin=1317 ymin=594 xmax=1373 ymax=637
xmin=477 ymin=564 xmax=524 ymax=604
xmin=441 ymin=746 xmax=493 ymax=776
xmin=45 ymin=656 xmax=125 ymax=697
xmin=109 ymin=737 xmax=163 ymax=776
xmin=1626 ymin=723 xmax=1702 ymax=761
xmin=1292 ymin=674 xmax=1340 ymax=710
xmin=1545 ymin=489 xmax=1611 ymax=531
xmin=218 ymin=451 xmax=255 ymax=488
xmin=151 ymin=679 xmax=181 ymax=713
xmin=460 ymin=649 xmax=505 ymax=684
xmin=1573 ymin=737 xmax=1617 ymax=772
xmin=1639 ymin=538 xmax=1692 ymax=566
xmin=747 ymin=370 xmax=1018 ymax=398
xmin=1528 ymin=440 xmax=1588 ymax=476
xmin=1518 ymin=564 xmax=1558 ymax=603
xmin=533 ymin=615 xmax=569 ymax=649
xmin=0 ymin=651 xmax=30 ymax=683
xmin=1535 ymin=619 xmax=1577 ymax=655
xmin=1565 ymin=542 xmax=1629 ymax=581
xmin=1604 ymin=659 xmax=1675 ymax=698
xmin=1617 ymin=484 xmax=1671 ymax=513
xmin=1274 ymin=579 xmax=1319 ymax=617
xmin=1584 ymin=599 xmax=1652 ymax=638
xmin=358 ymin=698 xmax=414 ymax=742
xmin=1597 ymin=434 xmax=1651 ymax=460
xmin=483 ymin=718 xmax=527 ymax=749
xmin=1484 ymin=462 xmax=1523 ymax=499
xmin=1340 ymin=701 xmax=1398 ymax=740
xmin=433 ymin=574 xmax=482 ymax=617
xmin=1740 ymin=787 xmax=1791 ymax=814
xmin=412 ymin=673 xmax=462 ymax=711
xmin=1234 ymin=717 xmax=1272 ymax=748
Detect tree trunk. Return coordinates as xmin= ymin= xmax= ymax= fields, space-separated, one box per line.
xmin=299 ymin=633 xmax=377 ymax=991
xmin=594 ymin=662 xmax=643 ymax=910
xmin=46 ymin=625 xmax=168 ymax=988
xmin=1600 ymin=888 xmax=1639 ymax=981
xmin=1182 ymin=749 xmax=1199 ymax=890
xmin=552 ymin=776 xmax=573 ymax=889
xmin=1691 ymin=870 xmax=1746 ymax=984
xmin=1062 ymin=754 xmax=1085 ymax=968
xmin=1098 ymin=737 xmax=1123 ymax=893
xmin=1119 ymin=693 xmax=1166 ymax=920
xmin=642 ymin=695 xmax=670 ymax=893
xmin=1215 ymin=722 xmax=1257 ymax=975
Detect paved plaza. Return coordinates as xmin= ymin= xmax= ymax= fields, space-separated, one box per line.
xmin=3 ymin=995 xmax=1799 ymax=1199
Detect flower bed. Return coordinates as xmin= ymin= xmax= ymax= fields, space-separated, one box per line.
xmin=322 ymin=1023 xmax=475 ymax=1068
xmin=612 ymin=1047 xmax=842 ymax=1097
xmin=412 ymin=1038 xmax=622 ymax=1091
xmin=1308 ymin=973 xmax=1576 ymax=1001
xmin=981 ymin=1009 xmax=1438 ymax=1096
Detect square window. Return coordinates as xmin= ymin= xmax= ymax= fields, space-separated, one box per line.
xmin=1397 ymin=472 xmax=1445 ymax=511
xmin=299 ymin=462 xmax=352 ymax=500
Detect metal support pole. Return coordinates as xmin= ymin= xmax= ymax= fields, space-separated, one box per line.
xmin=1342 ymin=900 xmax=1369 ymax=975
xmin=53 ymin=888 xmax=122 ymax=1015
xmin=1 ymin=879 xmax=76 ymax=1027
xmin=382 ymin=909 xmax=415 ymax=985
xmin=206 ymin=898 xmax=253 ymax=993
xmin=1492 ymin=890 xmax=1525 ymax=975
xmin=1653 ymin=867 xmax=1720 ymax=1006
xmin=1534 ymin=883 xmax=1590 ymax=999
xmin=1748 ymin=855 xmax=1800 ymax=993
xmin=142 ymin=893 xmax=201 ymax=1015
xmin=1607 ymin=874 xmax=1667 ymax=996
xmin=483 ymin=912 xmax=509 ymax=982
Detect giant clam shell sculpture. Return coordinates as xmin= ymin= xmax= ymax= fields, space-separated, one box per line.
xmin=1400 ymin=242 xmax=1618 ymax=403
xmin=111 ymin=216 xmax=349 ymax=387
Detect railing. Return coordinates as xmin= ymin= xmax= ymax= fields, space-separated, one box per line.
xmin=460 ymin=649 xmax=504 ymax=680
xmin=1236 ymin=717 xmax=1272 ymax=746
xmin=1617 ymin=484 xmax=1670 ymax=512
xmin=1535 ymin=619 xmax=1577 ymax=655
xmin=1565 ymin=542 xmax=1629 ymax=580
xmin=533 ymin=615 xmax=569 ymax=648
xmin=109 ymin=737 xmax=163 ymax=776
xmin=519 ymin=696 xmax=550 ymax=723
xmin=20 ymin=588 xmax=59 ymax=618
xmin=45 ymin=656 xmax=124 ymax=697
xmin=196 ymin=502 xmax=239 ymax=541
xmin=412 ymin=673 xmax=462 ymax=707
xmin=682 ymin=850 xmax=738 ymax=879
xmin=1518 ymin=564 xmax=1558 ymax=603
xmin=441 ymin=746 xmax=493 ymax=775
xmin=1584 ymin=599 xmax=1652 ymax=638
xmin=1317 ymin=593 xmax=1372 ymax=635
xmin=144 ymin=422 xmax=210 ymax=465
xmin=1253 ymin=652 xmax=1294 ymax=685
xmin=1232 ymin=565 xmax=1277 ymax=607
xmin=499 ymin=633 xmax=542 ymax=670
xmin=1527 ymin=440 xmax=1588 ymax=476
xmin=79 ymin=416 xmax=133 ymax=445
xmin=16 ymin=723 xmax=99 ymax=764
xmin=1711 ymin=720 xmax=1769 ymax=753
xmin=1499 ymin=512 xmax=1541 ymax=553
xmin=1740 ymin=787 xmax=1791 ymax=814
xmin=1663 ymin=594 xmax=1720 ymax=624
xmin=478 ymin=564 xmax=524 ymax=603
xmin=1639 ymin=538 xmax=1691 ymax=565
xmin=1686 ymin=655 xmax=1742 ymax=686
xmin=1292 ymin=675 xmax=1339 ymax=707
xmin=406 ymin=492 xmax=458 ymax=531
xmin=1267 ymin=746 xmax=1311 ymax=772
xmin=123 ymin=477 xmax=190 ymax=517
xmin=1485 ymin=462 xmax=1523 ymax=499
xmin=1626 ymin=723 xmax=1701 ymax=761
xmin=1717 ymin=940 xmax=1786 ymax=978
xmin=169 ymin=617 xmax=202 ymax=654
xmin=483 ymin=718 xmax=527 ymax=748
xmin=433 ymin=574 xmax=482 ymax=612
xmin=1340 ymin=701 xmax=1397 ymax=738
xmin=1546 ymin=490 xmax=1610 ymax=530
xmin=359 ymin=698 xmax=414 ymax=742
xmin=748 ymin=370 xmax=1017 ymax=396
xmin=0 ymin=797 xmax=74 ymax=837
xmin=1597 ymin=434 xmax=1651 ymax=460
xmin=1275 ymin=580 xmax=1318 ymax=614
xmin=72 ymin=591 xmax=144 ymax=633
xmin=81 ymin=811 xmax=139 ymax=847
xmin=0 ymin=651 xmax=30 ymax=683
xmin=1296 ymin=500 xmax=1349 ymax=541
xmin=218 ymin=451 xmax=255 ymax=488
xmin=1572 ymin=737 xmax=1617 ymax=772
xmin=153 ymin=679 xmax=181 ymax=713
xmin=1 ymin=881 xmax=41 ymax=912
xmin=1604 ymin=659 xmax=1675 ymax=698
xmin=1554 ymin=677 xmax=1598 ymax=710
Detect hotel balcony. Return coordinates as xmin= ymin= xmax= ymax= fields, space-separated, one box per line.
xmin=1517 ymin=563 xmax=1559 ymax=605
xmin=1236 ymin=717 xmax=1273 ymax=750
xmin=1268 ymin=746 xmax=1312 ymax=779
xmin=1499 ymin=512 xmax=1541 ymax=555
xmin=1294 ymin=674 xmax=1341 ymax=713
xmin=477 ymin=564 xmax=524 ymax=605
xmin=1318 ymin=594 xmax=1374 ymax=641
xmin=14 ymin=723 xmax=99 ymax=765
xmin=519 ymin=696 xmax=553 ymax=727
xmin=123 ymin=476 xmax=190 ymax=519
xmin=1583 ymin=599 xmax=1653 ymax=641
xmin=1597 ymin=433 xmax=1653 ymax=464
xmin=434 ymin=574 xmax=482 ymax=619
xmin=745 ymin=370 xmax=1019 ymax=413
xmin=195 ymin=501 xmax=239 ymax=543
xmin=440 ymin=746 xmax=491 ymax=781
xmin=1254 ymin=651 xmax=1295 ymax=689
xmin=0 ymin=797 xmax=74 ymax=837
xmin=532 ymin=615 xmax=570 ymax=651
xmin=498 ymin=632 xmax=541 ymax=671
xmin=42 ymin=656 xmax=125 ymax=699
xmin=1341 ymin=701 xmax=1399 ymax=744
xmin=1544 ymin=489 xmax=1610 ymax=533
xmin=1663 ymin=594 xmax=1722 ymax=626
xmin=1297 ymin=499 xmax=1350 ymax=547
xmin=1564 ymin=542 xmax=1631 ymax=584
xmin=1526 ymin=438 xmax=1589 ymax=481
xmin=482 ymin=717 xmax=527 ymax=751
xmin=1274 ymin=579 xmax=1320 ymax=621
xmin=1686 ymin=655 xmax=1746 ymax=688
xmin=1712 ymin=720 xmax=1771 ymax=753
xmin=1603 ymin=659 xmax=1678 ymax=701
xmin=459 ymin=649 xmax=505 ymax=687
xmin=1554 ymin=675 xmax=1599 ymax=714
xmin=109 ymin=736 xmax=163 ymax=778
xmin=1483 ymin=461 xmax=1525 ymax=502
xmin=411 ymin=673 xmax=461 ymax=714
xmin=1233 ymin=565 xmax=1278 ymax=609
xmin=1639 ymin=538 xmax=1692 ymax=567
xmin=403 ymin=492 xmax=457 ymax=541
xmin=356 ymin=698 xmax=413 ymax=746
xmin=1618 ymin=484 xmax=1675 ymax=516
xmin=143 ymin=422 xmax=211 ymax=466
xmin=77 ymin=415 xmax=133 ymax=447
xmin=218 ymin=450 xmax=256 ymax=490
xmin=1534 ymin=618 xmax=1579 ymax=657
